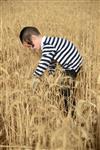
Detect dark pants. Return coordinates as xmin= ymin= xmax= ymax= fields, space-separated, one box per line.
xmin=61 ymin=69 xmax=80 ymax=117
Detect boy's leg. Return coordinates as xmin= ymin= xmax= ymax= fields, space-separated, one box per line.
xmin=61 ymin=87 xmax=70 ymax=116
xmin=61 ymin=70 xmax=77 ymax=117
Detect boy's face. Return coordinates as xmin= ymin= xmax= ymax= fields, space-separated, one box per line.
xmin=23 ymin=35 xmax=41 ymax=53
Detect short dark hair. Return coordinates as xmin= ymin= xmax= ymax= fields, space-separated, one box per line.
xmin=19 ymin=26 xmax=41 ymax=43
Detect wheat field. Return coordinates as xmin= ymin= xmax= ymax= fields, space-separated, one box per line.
xmin=0 ymin=0 xmax=100 ymax=150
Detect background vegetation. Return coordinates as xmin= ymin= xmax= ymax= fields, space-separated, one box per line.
xmin=0 ymin=0 xmax=100 ymax=149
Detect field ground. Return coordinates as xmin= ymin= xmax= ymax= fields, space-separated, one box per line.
xmin=0 ymin=0 xmax=100 ymax=150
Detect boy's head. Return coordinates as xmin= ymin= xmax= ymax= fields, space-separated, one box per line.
xmin=19 ymin=26 xmax=42 ymax=51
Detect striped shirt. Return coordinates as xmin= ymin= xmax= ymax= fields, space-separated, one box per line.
xmin=33 ymin=36 xmax=83 ymax=77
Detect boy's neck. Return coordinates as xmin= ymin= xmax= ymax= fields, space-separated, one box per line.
xmin=39 ymin=35 xmax=43 ymax=44
xmin=39 ymin=35 xmax=44 ymax=50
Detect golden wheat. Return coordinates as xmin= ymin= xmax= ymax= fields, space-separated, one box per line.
xmin=0 ymin=0 xmax=100 ymax=150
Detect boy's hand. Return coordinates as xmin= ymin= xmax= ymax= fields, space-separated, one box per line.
xmin=32 ymin=76 xmax=40 ymax=90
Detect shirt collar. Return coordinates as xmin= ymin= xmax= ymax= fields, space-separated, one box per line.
xmin=41 ymin=36 xmax=46 ymax=50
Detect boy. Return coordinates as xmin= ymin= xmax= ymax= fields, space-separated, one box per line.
xmin=19 ymin=26 xmax=83 ymax=116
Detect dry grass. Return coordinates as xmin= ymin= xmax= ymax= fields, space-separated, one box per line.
xmin=0 ymin=0 xmax=100 ymax=150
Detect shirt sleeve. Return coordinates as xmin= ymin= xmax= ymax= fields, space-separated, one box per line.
xmin=33 ymin=51 xmax=55 ymax=77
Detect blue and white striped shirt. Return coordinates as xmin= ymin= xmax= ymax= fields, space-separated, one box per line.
xmin=33 ymin=36 xmax=83 ymax=77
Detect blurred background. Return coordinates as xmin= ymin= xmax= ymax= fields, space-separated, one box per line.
xmin=0 ymin=0 xmax=100 ymax=150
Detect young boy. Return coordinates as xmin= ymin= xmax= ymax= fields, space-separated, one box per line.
xmin=19 ymin=26 xmax=83 ymax=116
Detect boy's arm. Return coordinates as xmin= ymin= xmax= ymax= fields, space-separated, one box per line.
xmin=33 ymin=51 xmax=55 ymax=77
